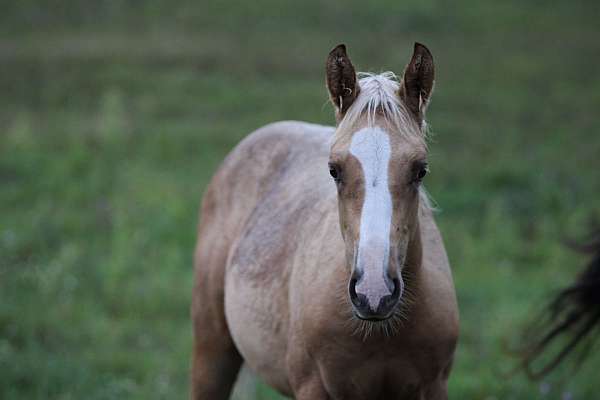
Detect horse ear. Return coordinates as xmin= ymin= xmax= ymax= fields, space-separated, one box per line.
xmin=399 ymin=42 xmax=435 ymax=125
xmin=326 ymin=44 xmax=359 ymax=116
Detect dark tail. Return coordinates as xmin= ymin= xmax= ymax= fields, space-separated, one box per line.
xmin=520 ymin=227 xmax=600 ymax=379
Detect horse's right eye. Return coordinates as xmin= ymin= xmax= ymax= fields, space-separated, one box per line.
xmin=329 ymin=167 xmax=338 ymax=179
xmin=329 ymin=164 xmax=340 ymax=181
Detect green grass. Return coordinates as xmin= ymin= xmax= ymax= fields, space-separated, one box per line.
xmin=1 ymin=1 xmax=600 ymax=398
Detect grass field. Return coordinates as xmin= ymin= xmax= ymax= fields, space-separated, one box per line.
xmin=1 ymin=1 xmax=600 ymax=399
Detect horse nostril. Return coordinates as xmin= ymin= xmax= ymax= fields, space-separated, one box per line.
xmin=374 ymin=278 xmax=402 ymax=315
xmin=349 ymin=278 xmax=358 ymax=301
xmin=376 ymin=294 xmax=395 ymax=315
xmin=348 ymin=278 xmax=368 ymax=309
xmin=391 ymin=278 xmax=401 ymax=299
xmin=349 ymin=278 xmax=364 ymax=304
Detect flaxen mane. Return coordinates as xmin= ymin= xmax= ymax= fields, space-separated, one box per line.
xmin=337 ymin=72 xmax=425 ymax=140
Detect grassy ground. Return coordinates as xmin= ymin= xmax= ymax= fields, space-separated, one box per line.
xmin=1 ymin=1 xmax=600 ymax=398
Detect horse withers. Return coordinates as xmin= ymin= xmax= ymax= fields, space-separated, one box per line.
xmin=191 ymin=43 xmax=459 ymax=400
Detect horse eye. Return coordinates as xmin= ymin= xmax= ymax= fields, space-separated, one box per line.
xmin=412 ymin=162 xmax=428 ymax=184
xmin=329 ymin=164 xmax=340 ymax=181
xmin=329 ymin=167 xmax=338 ymax=179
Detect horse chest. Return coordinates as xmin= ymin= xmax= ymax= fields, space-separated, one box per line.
xmin=298 ymin=330 xmax=453 ymax=400
xmin=316 ymin=354 xmax=437 ymax=399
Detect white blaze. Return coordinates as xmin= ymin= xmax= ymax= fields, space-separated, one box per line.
xmin=349 ymin=126 xmax=393 ymax=309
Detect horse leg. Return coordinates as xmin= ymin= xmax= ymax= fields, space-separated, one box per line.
xmin=190 ymin=223 xmax=242 ymax=399
xmin=190 ymin=329 xmax=242 ymax=400
xmin=289 ymin=361 xmax=330 ymax=400
xmin=294 ymin=378 xmax=330 ymax=400
xmin=421 ymin=380 xmax=448 ymax=400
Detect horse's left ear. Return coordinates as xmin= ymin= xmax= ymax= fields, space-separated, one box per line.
xmin=399 ymin=43 xmax=435 ymax=125
xmin=326 ymin=44 xmax=359 ymax=117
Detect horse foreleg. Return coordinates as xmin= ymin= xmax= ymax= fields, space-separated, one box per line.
xmin=190 ymin=232 xmax=242 ymax=399
xmin=190 ymin=326 xmax=242 ymax=400
xmin=421 ymin=380 xmax=448 ymax=400
xmin=292 ymin=375 xmax=330 ymax=400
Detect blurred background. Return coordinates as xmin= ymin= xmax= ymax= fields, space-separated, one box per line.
xmin=1 ymin=0 xmax=599 ymax=399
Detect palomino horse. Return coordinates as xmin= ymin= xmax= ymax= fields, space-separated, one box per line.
xmin=191 ymin=43 xmax=459 ymax=399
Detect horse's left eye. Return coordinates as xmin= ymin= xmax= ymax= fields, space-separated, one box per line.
xmin=412 ymin=162 xmax=428 ymax=184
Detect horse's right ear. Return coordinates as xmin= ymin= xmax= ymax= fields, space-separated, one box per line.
xmin=326 ymin=44 xmax=359 ymax=117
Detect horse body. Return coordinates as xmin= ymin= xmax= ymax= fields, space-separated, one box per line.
xmin=224 ymin=121 xmax=335 ymax=393
xmin=192 ymin=44 xmax=459 ymax=400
